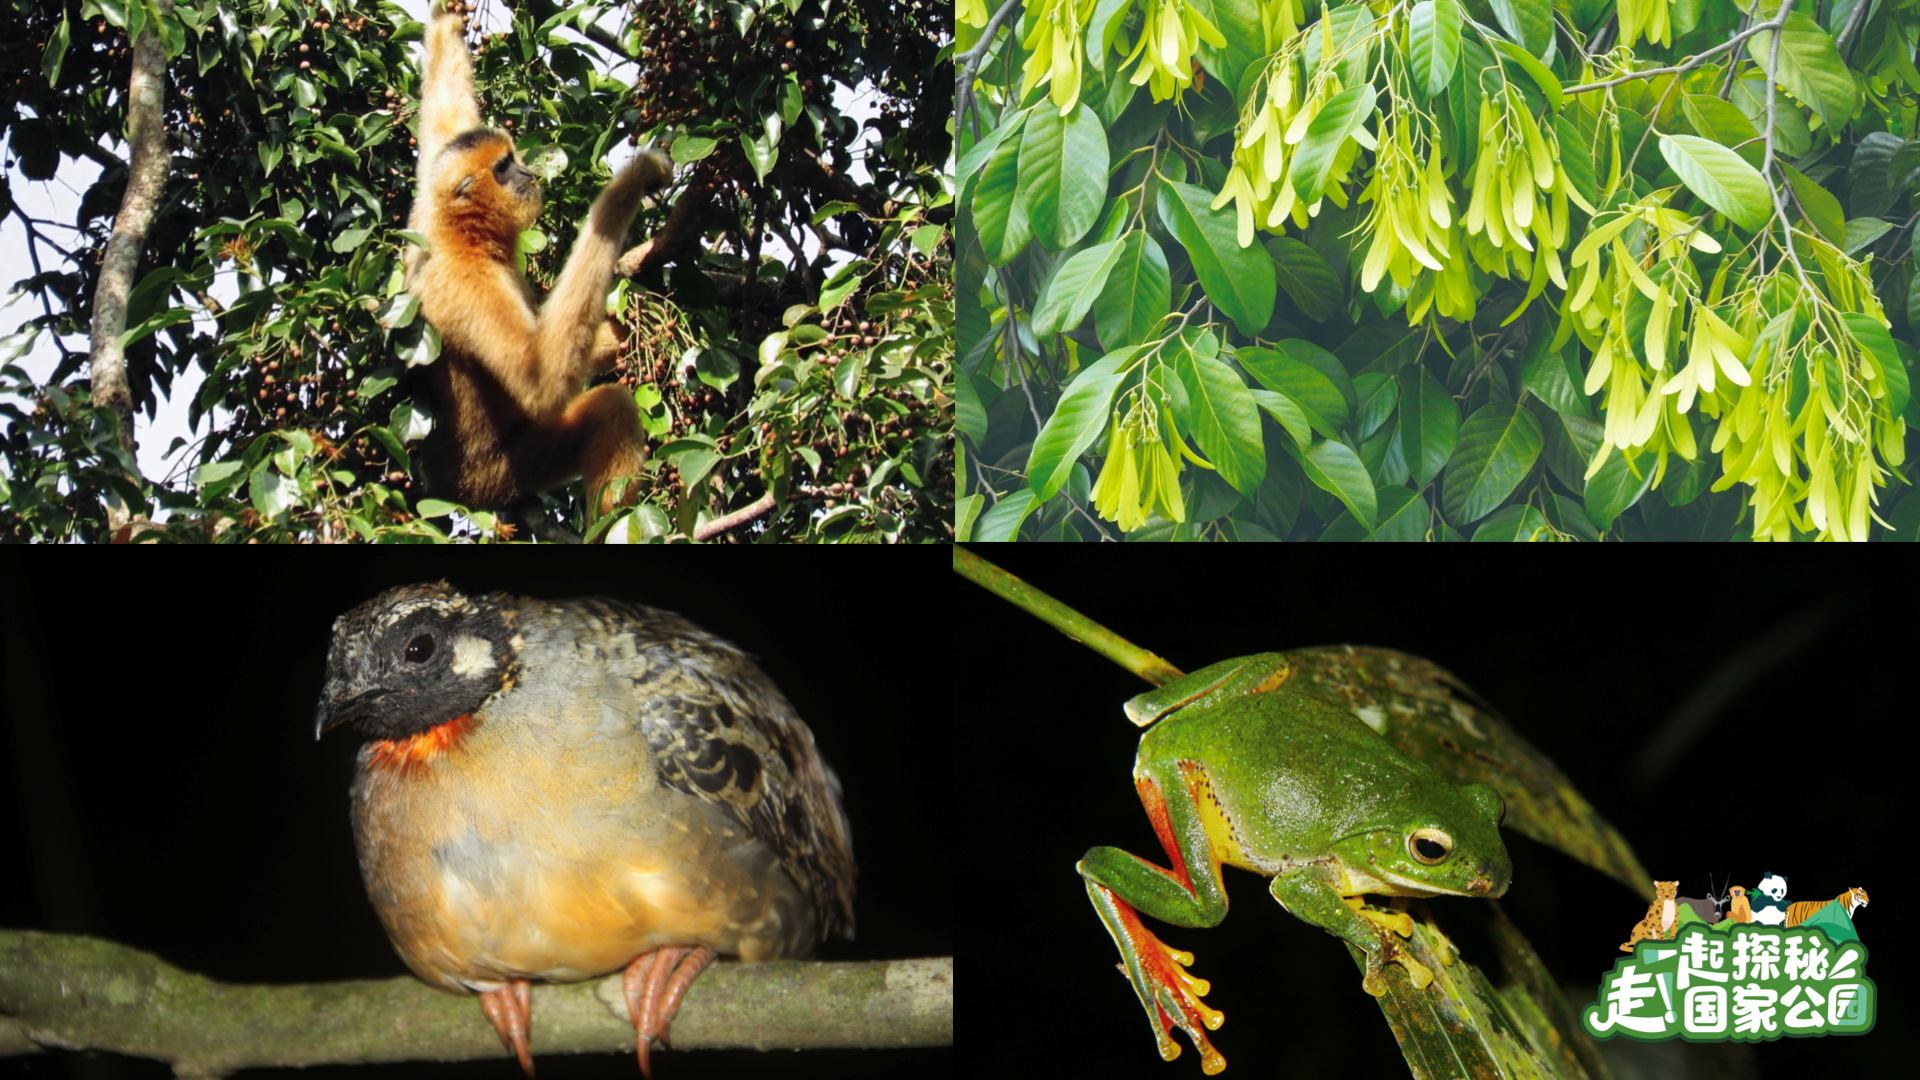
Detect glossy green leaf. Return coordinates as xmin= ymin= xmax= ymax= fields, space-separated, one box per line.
xmin=1680 ymin=94 xmax=1762 ymax=166
xmin=1397 ymin=364 xmax=1459 ymax=489
xmin=1659 ymin=134 xmax=1772 ymax=232
xmin=971 ymin=131 xmax=1028 ymax=265
xmin=1842 ymin=313 xmax=1906 ymax=419
xmin=1731 ymin=75 xmax=1811 ymax=156
xmin=1366 ymin=486 xmax=1430 ymax=541
xmin=1844 ymin=217 xmax=1893 ymax=254
xmin=1032 ymin=239 xmax=1124 ymax=335
xmin=1849 ymin=132 xmax=1901 ymax=219
xmin=1489 ymin=0 xmax=1551 ymax=59
xmin=1237 ymin=346 xmax=1350 ymax=436
xmin=1353 ymin=373 xmax=1398 ymax=441
xmin=1266 ymin=236 xmax=1343 ymax=321
xmin=1279 ymin=339 xmax=1358 ymax=414
xmin=1521 ymin=333 xmax=1589 ymax=417
xmin=1015 ymin=103 xmax=1109 ymax=250
xmin=1471 ymin=503 xmax=1551 ymax=540
xmin=1409 ymin=0 xmax=1462 ymax=99
xmin=1303 ymin=4 xmax=1377 ymax=89
xmin=1094 ymin=231 xmax=1172 ymax=350
xmin=1189 ymin=0 xmax=1265 ymax=103
xmin=1746 ymin=12 xmax=1856 ymax=129
xmin=1291 ymin=85 xmax=1376 ymax=203
xmin=1179 ymin=349 xmax=1266 ymax=496
xmin=1441 ymin=402 xmax=1542 ymax=524
xmin=974 ymin=489 xmax=1039 ymax=540
xmin=1782 ymin=163 xmax=1845 ymax=248
xmin=1491 ymin=39 xmax=1562 ymax=110
xmin=1583 ymin=448 xmax=1654 ymax=530
xmin=1026 ymin=347 xmax=1136 ymax=502
xmin=1289 ymin=437 xmax=1377 ymax=529
xmin=1249 ymin=387 xmax=1315 ymax=448
xmin=1156 ymin=180 xmax=1278 ymax=336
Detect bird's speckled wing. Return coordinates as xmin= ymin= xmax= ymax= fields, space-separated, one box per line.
xmin=545 ymin=596 xmax=857 ymax=943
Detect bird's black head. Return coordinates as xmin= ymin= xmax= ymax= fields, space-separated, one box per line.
xmin=314 ymin=581 xmax=520 ymax=742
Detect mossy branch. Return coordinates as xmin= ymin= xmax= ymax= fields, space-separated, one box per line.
xmin=0 ymin=931 xmax=951 ymax=1077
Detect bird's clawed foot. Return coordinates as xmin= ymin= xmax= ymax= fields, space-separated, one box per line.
xmin=622 ymin=945 xmax=716 ymax=1078
xmin=479 ymin=977 xmax=536 ymax=1077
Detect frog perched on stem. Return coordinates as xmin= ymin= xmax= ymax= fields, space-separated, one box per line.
xmin=1078 ymin=653 xmax=1512 ymax=1074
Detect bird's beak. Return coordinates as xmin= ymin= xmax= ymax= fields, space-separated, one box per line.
xmin=314 ymin=687 xmax=392 ymax=741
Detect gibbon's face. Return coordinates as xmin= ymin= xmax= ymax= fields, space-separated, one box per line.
xmin=440 ymin=129 xmax=542 ymax=236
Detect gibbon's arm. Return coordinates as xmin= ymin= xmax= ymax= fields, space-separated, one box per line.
xmin=525 ymin=150 xmax=672 ymax=406
xmin=416 ymin=3 xmax=482 ymax=186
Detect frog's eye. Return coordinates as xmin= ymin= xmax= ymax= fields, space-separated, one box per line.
xmin=1407 ymin=828 xmax=1453 ymax=865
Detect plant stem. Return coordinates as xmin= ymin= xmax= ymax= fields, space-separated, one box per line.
xmin=952 ymin=547 xmax=1184 ymax=686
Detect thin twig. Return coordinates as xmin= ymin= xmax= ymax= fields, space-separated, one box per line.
xmin=1760 ymin=0 xmax=1814 ymax=293
xmin=1836 ymin=0 xmax=1872 ymax=62
xmin=952 ymin=547 xmax=1184 ymax=686
xmin=1563 ymin=16 xmax=1785 ymax=94
xmin=954 ymin=0 xmax=1025 ymax=135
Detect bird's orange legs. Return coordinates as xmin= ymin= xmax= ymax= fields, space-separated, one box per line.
xmin=479 ymin=977 xmax=535 ymax=1076
xmin=622 ymin=945 xmax=716 ymax=1078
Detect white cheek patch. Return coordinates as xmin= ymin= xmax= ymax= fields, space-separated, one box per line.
xmin=450 ymin=634 xmax=497 ymax=677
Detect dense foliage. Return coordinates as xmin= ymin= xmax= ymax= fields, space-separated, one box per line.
xmin=1 ymin=0 xmax=952 ymax=542
xmin=958 ymin=0 xmax=1920 ymax=539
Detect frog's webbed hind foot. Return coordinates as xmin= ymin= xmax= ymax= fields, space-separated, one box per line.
xmin=1344 ymin=897 xmax=1435 ymax=996
xmin=1087 ymin=882 xmax=1227 ymax=1074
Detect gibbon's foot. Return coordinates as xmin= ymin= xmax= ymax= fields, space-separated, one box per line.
xmin=622 ymin=945 xmax=716 ymax=1078
xmin=478 ymin=978 xmax=536 ymax=1077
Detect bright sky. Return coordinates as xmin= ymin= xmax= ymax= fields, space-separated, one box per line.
xmin=0 ymin=0 xmax=878 ymax=513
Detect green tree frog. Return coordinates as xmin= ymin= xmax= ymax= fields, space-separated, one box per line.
xmin=1078 ymin=653 xmax=1512 ymax=1074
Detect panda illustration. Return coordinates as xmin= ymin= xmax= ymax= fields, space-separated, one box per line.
xmin=1749 ymin=871 xmax=1790 ymax=927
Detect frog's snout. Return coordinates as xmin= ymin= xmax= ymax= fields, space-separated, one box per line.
xmin=1470 ymin=855 xmax=1513 ymax=898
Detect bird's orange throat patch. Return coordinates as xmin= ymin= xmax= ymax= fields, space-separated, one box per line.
xmin=367 ymin=714 xmax=477 ymax=776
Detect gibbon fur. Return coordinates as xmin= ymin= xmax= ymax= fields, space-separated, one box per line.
xmin=405 ymin=1 xmax=670 ymax=514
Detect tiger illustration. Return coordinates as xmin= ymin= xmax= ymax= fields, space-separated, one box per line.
xmin=1785 ymin=886 xmax=1869 ymax=928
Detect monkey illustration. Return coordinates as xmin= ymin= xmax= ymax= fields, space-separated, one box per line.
xmin=405 ymin=0 xmax=671 ymax=518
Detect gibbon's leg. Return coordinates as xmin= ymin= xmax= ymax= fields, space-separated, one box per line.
xmin=510 ymin=384 xmax=647 ymax=517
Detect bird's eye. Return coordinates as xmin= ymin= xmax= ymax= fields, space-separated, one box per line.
xmin=404 ymin=634 xmax=435 ymax=664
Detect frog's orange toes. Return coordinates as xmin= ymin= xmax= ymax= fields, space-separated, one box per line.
xmin=1145 ymin=941 xmax=1228 ymax=1075
xmin=479 ymin=978 xmax=536 ymax=1076
xmin=623 ymin=944 xmax=716 ymax=1079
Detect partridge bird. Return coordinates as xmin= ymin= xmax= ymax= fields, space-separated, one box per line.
xmin=314 ymin=582 xmax=856 ymax=1076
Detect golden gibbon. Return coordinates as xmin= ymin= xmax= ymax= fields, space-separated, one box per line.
xmin=405 ymin=0 xmax=671 ymax=515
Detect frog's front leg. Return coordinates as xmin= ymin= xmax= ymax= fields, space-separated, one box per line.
xmin=1268 ymin=866 xmax=1435 ymax=997
xmin=1078 ymin=766 xmax=1235 ymax=1074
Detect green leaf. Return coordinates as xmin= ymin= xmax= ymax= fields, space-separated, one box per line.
xmin=1746 ymin=11 xmax=1857 ymax=129
xmin=974 ymin=489 xmax=1039 ymax=540
xmin=1156 ymin=180 xmax=1278 ymax=336
xmin=1409 ymin=0 xmax=1462 ymax=99
xmin=42 ymin=10 xmax=69 ymax=86
xmin=1288 ymin=437 xmax=1377 ymax=529
xmin=1266 ymin=236 xmax=1343 ymax=321
xmin=1521 ymin=333 xmax=1589 ymax=417
xmin=1491 ymin=39 xmax=1562 ymax=110
xmin=1441 ymin=402 xmax=1542 ymax=524
xmin=1015 ymin=103 xmax=1109 ymax=250
xmin=957 ymin=106 xmax=1026 ymax=184
xmin=1237 ymin=346 xmax=1350 ymax=436
xmin=1353 ymin=373 xmax=1398 ymax=440
xmin=1842 ymin=312 xmax=1907 ymax=419
xmin=1489 ymin=0 xmax=1550 ymax=58
xmin=1179 ymin=349 xmax=1266 ymax=496
xmin=1848 ymin=132 xmax=1901 ymax=218
xmin=1397 ymin=364 xmax=1459 ymax=489
xmin=1782 ymin=163 xmax=1844 ymax=248
xmin=1290 ymin=85 xmax=1376 ymax=203
xmin=1680 ymin=94 xmax=1762 ymax=166
xmin=1731 ymin=75 xmax=1812 ymax=157
xmin=1471 ymin=503 xmax=1551 ymax=540
xmin=1094 ymin=231 xmax=1173 ymax=349
xmin=1658 ymin=134 xmax=1772 ymax=232
xmin=1027 ymin=347 xmax=1136 ymax=502
xmin=1583 ymin=448 xmax=1654 ymax=530
xmin=972 ymin=131 xmax=1029 ymax=265
xmin=1364 ymin=487 xmax=1430 ymax=541
xmin=1032 ymin=239 xmax=1124 ymax=335
xmin=1278 ymin=339 xmax=1357 ymax=413
xmin=1188 ymin=0 xmax=1265 ymax=103
xmin=1303 ymin=4 xmax=1377 ymax=89
xmin=1250 ymin=388 xmax=1315 ymax=448
xmin=1843 ymin=217 xmax=1892 ymax=255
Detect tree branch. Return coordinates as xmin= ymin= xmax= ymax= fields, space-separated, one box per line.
xmin=0 ymin=931 xmax=951 ymax=1077
xmin=1563 ymin=15 xmax=1785 ymax=95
